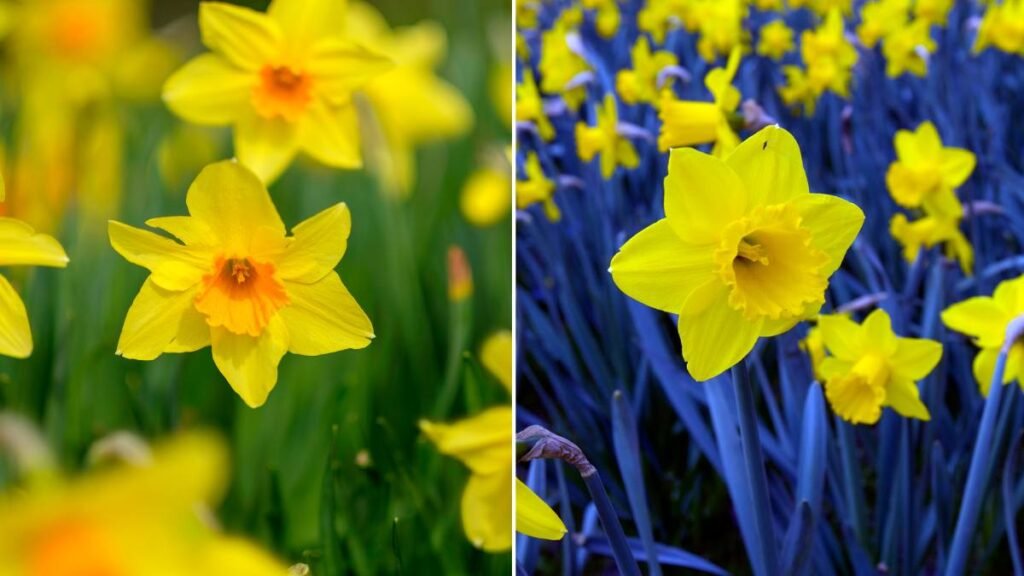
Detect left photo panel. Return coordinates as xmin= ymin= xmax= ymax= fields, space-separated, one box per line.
xmin=0 ymin=0 xmax=513 ymax=574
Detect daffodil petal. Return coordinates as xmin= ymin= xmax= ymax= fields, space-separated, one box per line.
xmin=198 ymin=537 xmax=288 ymax=575
xmin=609 ymin=219 xmax=715 ymax=314
xmin=893 ymin=129 xmax=921 ymax=164
xmin=790 ymin=193 xmax=865 ymax=277
xmin=0 ymin=218 xmax=69 ymax=268
xmin=885 ymin=378 xmax=931 ymax=420
xmin=462 ymin=470 xmax=512 ymax=552
xmin=165 ymin=306 xmax=213 ymax=354
xmin=267 ymin=0 xmax=346 ymax=44
xmin=678 ymin=283 xmax=762 ymax=381
xmin=145 ymin=216 xmax=218 ymax=248
xmin=942 ymin=296 xmax=1010 ymax=349
xmin=199 ymin=2 xmax=282 ymax=71
xmin=185 ymin=161 xmax=287 ymax=252
xmin=278 ymin=273 xmax=373 ymax=356
xmin=210 ymin=315 xmax=289 ymax=408
xmin=971 ymin=347 xmax=1017 ymax=396
xmin=481 ymin=331 xmax=513 ymax=393
xmin=663 ymin=147 xmax=746 ymax=244
xmin=940 ymin=148 xmax=976 ymax=188
xmin=308 ymin=39 xmax=393 ymax=104
xmin=913 ymin=121 xmax=943 ymax=157
xmin=116 ymin=280 xmax=199 ymax=361
xmin=108 ymin=221 xmax=209 ymax=291
xmin=516 ymin=479 xmax=567 ymax=541
xmin=234 ymin=115 xmax=300 ymax=184
xmin=277 ymin=203 xmax=351 ymax=283
xmin=298 ymin=101 xmax=361 ymax=170
xmin=419 ymin=406 xmax=511 ymax=475
xmin=863 ymin=309 xmax=899 ymax=355
xmin=818 ymin=314 xmax=864 ymax=360
xmin=0 ymin=275 xmax=32 ymax=358
xmin=725 ymin=125 xmax=810 ymax=207
xmin=891 ymin=337 xmax=943 ymax=380
xmin=162 ymin=54 xmax=255 ymax=126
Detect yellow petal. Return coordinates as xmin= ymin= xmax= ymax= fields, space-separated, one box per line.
xmin=942 ymin=296 xmax=1010 ymax=349
xmin=278 ymin=273 xmax=373 ymax=355
xmin=516 ymin=478 xmax=567 ymax=541
xmin=198 ymin=537 xmax=288 ymax=575
xmin=108 ymin=221 xmax=209 ymax=291
xmin=163 ymin=54 xmax=255 ymax=126
xmin=725 ymin=125 xmax=810 ymax=207
xmin=277 ymin=203 xmax=350 ymax=283
xmin=185 ymin=161 xmax=286 ymax=254
xmin=199 ymin=2 xmax=282 ymax=71
xmin=894 ymin=128 xmax=923 ymax=164
xmin=609 ymin=219 xmax=714 ymax=314
xmin=790 ymin=193 xmax=864 ymax=277
xmin=210 ymin=315 xmax=289 ymax=408
xmin=657 ymin=100 xmax=720 ymax=150
xmin=0 ymin=218 xmax=69 ymax=268
xmin=884 ymin=378 xmax=931 ymax=421
xmin=678 ymin=283 xmax=762 ymax=381
xmin=891 ymin=337 xmax=942 ymax=381
xmin=462 ymin=470 xmax=512 ymax=552
xmin=940 ymin=148 xmax=976 ymax=188
xmin=0 ymin=275 xmax=31 ymax=358
xmin=298 ymin=101 xmax=361 ymax=170
xmin=268 ymin=0 xmax=347 ymax=44
xmin=419 ymin=406 xmax=511 ymax=475
xmin=863 ymin=309 xmax=899 ymax=356
xmin=825 ymin=372 xmax=885 ymax=425
xmin=912 ymin=121 xmax=943 ymax=157
xmin=308 ymin=39 xmax=393 ymax=104
xmin=116 ymin=280 xmax=200 ymax=361
xmin=818 ymin=314 xmax=865 ymax=360
xmin=973 ymin=348 xmax=1000 ymax=396
xmin=164 ymin=306 xmax=212 ymax=354
xmin=663 ymin=147 xmax=747 ymax=244
xmin=145 ymin=216 xmax=218 ymax=248
xmin=234 ymin=115 xmax=300 ymax=184
xmin=481 ymin=331 xmax=512 ymax=393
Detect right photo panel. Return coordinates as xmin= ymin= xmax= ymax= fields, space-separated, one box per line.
xmin=515 ymin=1 xmax=1023 ymax=575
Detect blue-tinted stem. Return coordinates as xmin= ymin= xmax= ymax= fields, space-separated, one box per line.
xmin=732 ymin=361 xmax=781 ymax=576
xmin=582 ymin=470 xmax=643 ymax=576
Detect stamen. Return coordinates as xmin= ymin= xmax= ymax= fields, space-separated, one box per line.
xmin=736 ymin=237 xmax=769 ymax=265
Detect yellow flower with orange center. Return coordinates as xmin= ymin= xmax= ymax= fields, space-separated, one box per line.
xmin=109 ymin=161 xmax=374 ymax=408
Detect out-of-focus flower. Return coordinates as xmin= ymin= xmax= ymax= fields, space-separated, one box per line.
xmin=789 ymin=0 xmax=853 ymax=17
xmin=492 ymin=62 xmax=513 ymax=128
xmin=518 ymin=0 xmax=540 ymax=30
xmin=779 ymin=65 xmax=818 ymax=115
xmin=517 ymin=68 xmax=555 ymax=141
xmin=344 ymin=2 xmax=473 ymax=198
xmin=616 ymin=36 xmax=678 ymax=106
xmin=582 ymin=0 xmax=620 ymax=38
xmin=973 ymin=0 xmax=1024 ymax=56
xmin=800 ymin=8 xmax=859 ymax=98
xmin=109 ymin=161 xmax=373 ymax=408
xmin=576 ymin=94 xmax=639 ymax=179
xmin=163 ymin=0 xmax=392 ymax=184
xmin=538 ymin=7 xmax=591 ymax=111
xmin=890 ymin=211 xmax=973 ymax=274
xmin=157 ymin=125 xmax=224 ymax=192
xmin=609 ymin=126 xmax=864 ymax=380
xmin=447 ymin=245 xmax=474 ymax=302
xmin=695 ymin=0 xmax=748 ymax=62
xmin=913 ymin=0 xmax=953 ymax=27
xmin=885 ymin=121 xmax=975 ymax=218
xmin=517 ymin=152 xmax=560 ymax=221
xmin=882 ymin=18 xmax=936 ymax=77
xmin=856 ymin=0 xmax=911 ymax=48
xmin=0 ymin=218 xmax=68 ymax=358
xmin=659 ymin=47 xmax=742 ymax=156
xmin=800 ymin=320 xmax=827 ymax=381
xmin=0 ymin=433 xmax=287 ymax=575
xmin=461 ymin=164 xmax=511 ymax=228
xmin=943 ymin=274 xmax=1024 ymax=394
xmin=637 ymin=0 xmax=679 ymax=45
xmin=818 ymin=309 xmax=940 ymax=424
xmin=752 ymin=0 xmax=785 ymax=11
xmin=756 ymin=20 xmax=795 ymax=60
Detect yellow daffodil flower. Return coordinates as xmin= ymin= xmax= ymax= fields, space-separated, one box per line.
xmin=695 ymin=0 xmax=748 ymax=62
xmin=163 ymin=0 xmax=392 ymax=184
xmin=517 ymin=68 xmax=555 ymax=141
xmin=757 ymin=20 xmax=795 ymax=61
xmin=779 ymin=65 xmax=819 ymax=115
xmin=461 ymin=165 xmax=512 ymax=228
xmin=818 ymin=309 xmax=940 ymax=424
xmin=0 ymin=218 xmax=68 ymax=358
xmin=582 ymin=0 xmax=621 ymax=38
xmin=890 ymin=211 xmax=973 ymax=274
xmin=800 ymin=9 xmax=858 ymax=98
xmin=856 ymin=0 xmax=911 ymax=48
xmin=539 ymin=7 xmax=591 ymax=111
xmin=800 ymin=320 xmax=828 ymax=381
xmin=974 ymin=0 xmax=1024 ymax=56
xmin=344 ymin=2 xmax=473 ymax=198
xmin=517 ymin=153 xmax=560 ymax=221
xmin=109 ymin=161 xmax=374 ymax=408
xmin=576 ymin=95 xmax=640 ymax=180
xmin=885 ymin=121 xmax=976 ymax=218
xmin=943 ymin=274 xmax=1024 ymax=394
xmin=0 ymin=433 xmax=286 ymax=575
xmin=638 ymin=0 xmax=678 ymax=45
xmin=610 ymin=126 xmax=864 ymax=381
xmin=882 ymin=18 xmax=936 ymax=77
xmin=616 ymin=37 xmax=679 ymax=107
xmin=659 ymin=47 xmax=742 ymax=156
xmin=518 ymin=0 xmax=540 ymax=30
xmin=789 ymin=0 xmax=853 ymax=16
xmin=913 ymin=0 xmax=953 ymax=27
xmin=752 ymin=0 xmax=786 ymax=11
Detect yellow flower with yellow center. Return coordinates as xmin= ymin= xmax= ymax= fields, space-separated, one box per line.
xmin=517 ymin=153 xmax=560 ymax=222
xmin=616 ymin=37 xmax=679 ymax=107
xmin=882 ymin=18 xmax=936 ymax=77
xmin=610 ymin=126 xmax=864 ymax=381
xmin=800 ymin=9 xmax=858 ymax=98
xmin=890 ymin=211 xmax=973 ymax=274
xmin=517 ymin=69 xmax=555 ymax=141
xmin=108 ymin=161 xmax=373 ymax=408
xmin=779 ymin=65 xmax=818 ymax=115
xmin=538 ymin=7 xmax=591 ymax=111
xmin=695 ymin=0 xmax=747 ymax=63
xmin=0 ymin=433 xmax=286 ymax=575
xmin=885 ymin=121 xmax=976 ymax=218
xmin=856 ymin=0 xmax=911 ymax=48
xmin=818 ymin=309 xmax=940 ymax=424
xmin=0 ymin=218 xmax=68 ymax=358
xmin=943 ymin=274 xmax=1024 ymax=395
xmin=637 ymin=0 xmax=677 ymax=45
xmin=756 ymin=20 xmax=795 ymax=61
xmin=163 ymin=0 xmax=392 ymax=184
xmin=576 ymin=95 xmax=639 ymax=180
xmin=974 ymin=0 xmax=1024 ymax=56
xmin=659 ymin=47 xmax=742 ymax=156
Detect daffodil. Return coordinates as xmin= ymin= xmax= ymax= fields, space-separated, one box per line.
xmin=818 ymin=309 xmax=940 ymax=424
xmin=582 ymin=0 xmax=620 ymax=38
xmin=659 ymin=47 xmax=742 ymax=156
xmin=163 ymin=0 xmax=392 ymax=184
xmin=695 ymin=0 xmax=747 ymax=62
xmin=109 ymin=161 xmax=374 ymax=408
xmin=637 ymin=0 xmax=679 ymax=45
xmin=885 ymin=121 xmax=976 ymax=218
xmin=0 ymin=433 xmax=286 ymax=575
xmin=882 ymin=18 xmax=936 ymax=77
xmin=943 ymin=274 xmax=1024 ymax=395
xmin=913 ymin=0 xmax=953 ymax=27
xmin=789 ymin=0 xmax=853 ymax=16
xmin=343 ymin=2 xmax=473 ymax=198
xmin=616 ymin=36 xmax=679 ymax=107
xmin=460 ymin=165 xmax=511 ymax=228
xmin=778 ymin=65 xmax=819 ymax=115
xmin=0 ymin=218 xmax=68 ymax=358
xmin=856 ymin=0 xmax=911 ymax=48
xmin=517 ymin=152 xmax=560 ymax=221
xmin=576 ymin=95 xmax=639 ymax=180
xmin=609 ymin=126 xmax=864 ymax=381
xmin=756 ymin=20 xmax=795 ymax=61
xmin=752 ymin=0 xmax=785 ymax=11
xmin=890 ymin=211 xmax=973 ymax=274
xmin=973 ymin=0 xmax=1024 ymax=56
xmin=800 ymin=9 xmax=858 ymax=98
xmin=517 ymin=68 xmax=555 ymax=141
xmin=538 ymin=7 xmax=591 ymax=111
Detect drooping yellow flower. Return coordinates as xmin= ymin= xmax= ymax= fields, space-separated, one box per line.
xmin=343 ymin=2 xmax=473 ymax=198
xmin=659 ymin=47 xmax=742 ymax=156
xmin=695 ymin=0 xmax=748 ymax=62
xmin=163 ymin=0 xmax=392 ymax=184
xmin=800 ymin=8 xmax=858 ymax=98
xmin=0 ymin=433 xmax=287 ymax=575
xmin=856 ymin=0 xmax=911 ymax=48
xmin=890 ymin=211 xmax=973 ymax=274
xmin=610 ymin=126 xmax=864 ymax=381
xmin=616 ymin=36 xmax=679 ymax=107
xmin=582 ymin=0 xmax=620 ymax=38
xmin=943 ymin=274 xmax=1024 ymax=395
xmin=576 ymin=95 xmax=639 ymax=180
xmin=517 ymin=68 xmax=555 ymax=141
xmin=973 ymin=0 xmax=1024 ymax=56
xmin=885 ymin=121 xmax=976 ymax=218
xmin=460 ymin=164 xmax=511 ymax=228
xmin=756 ymin=20 xmax=795 ymax=61
xmin=913 ymin=0 xmax=953 ymax=27
xmin=538 ymin=7 xmax=591 ymax=111
xmin=882 ymin=18 xmax=936 ymax=77
xmin=517 ymin=153 xmax=560 ymax=222
xmin=818 ymin=309 xmax=940 ymax=424
xmin=109 ymin=161 xmax=374 ymax=408
xmin=0 ymin=218 xmax=68 ymax=358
